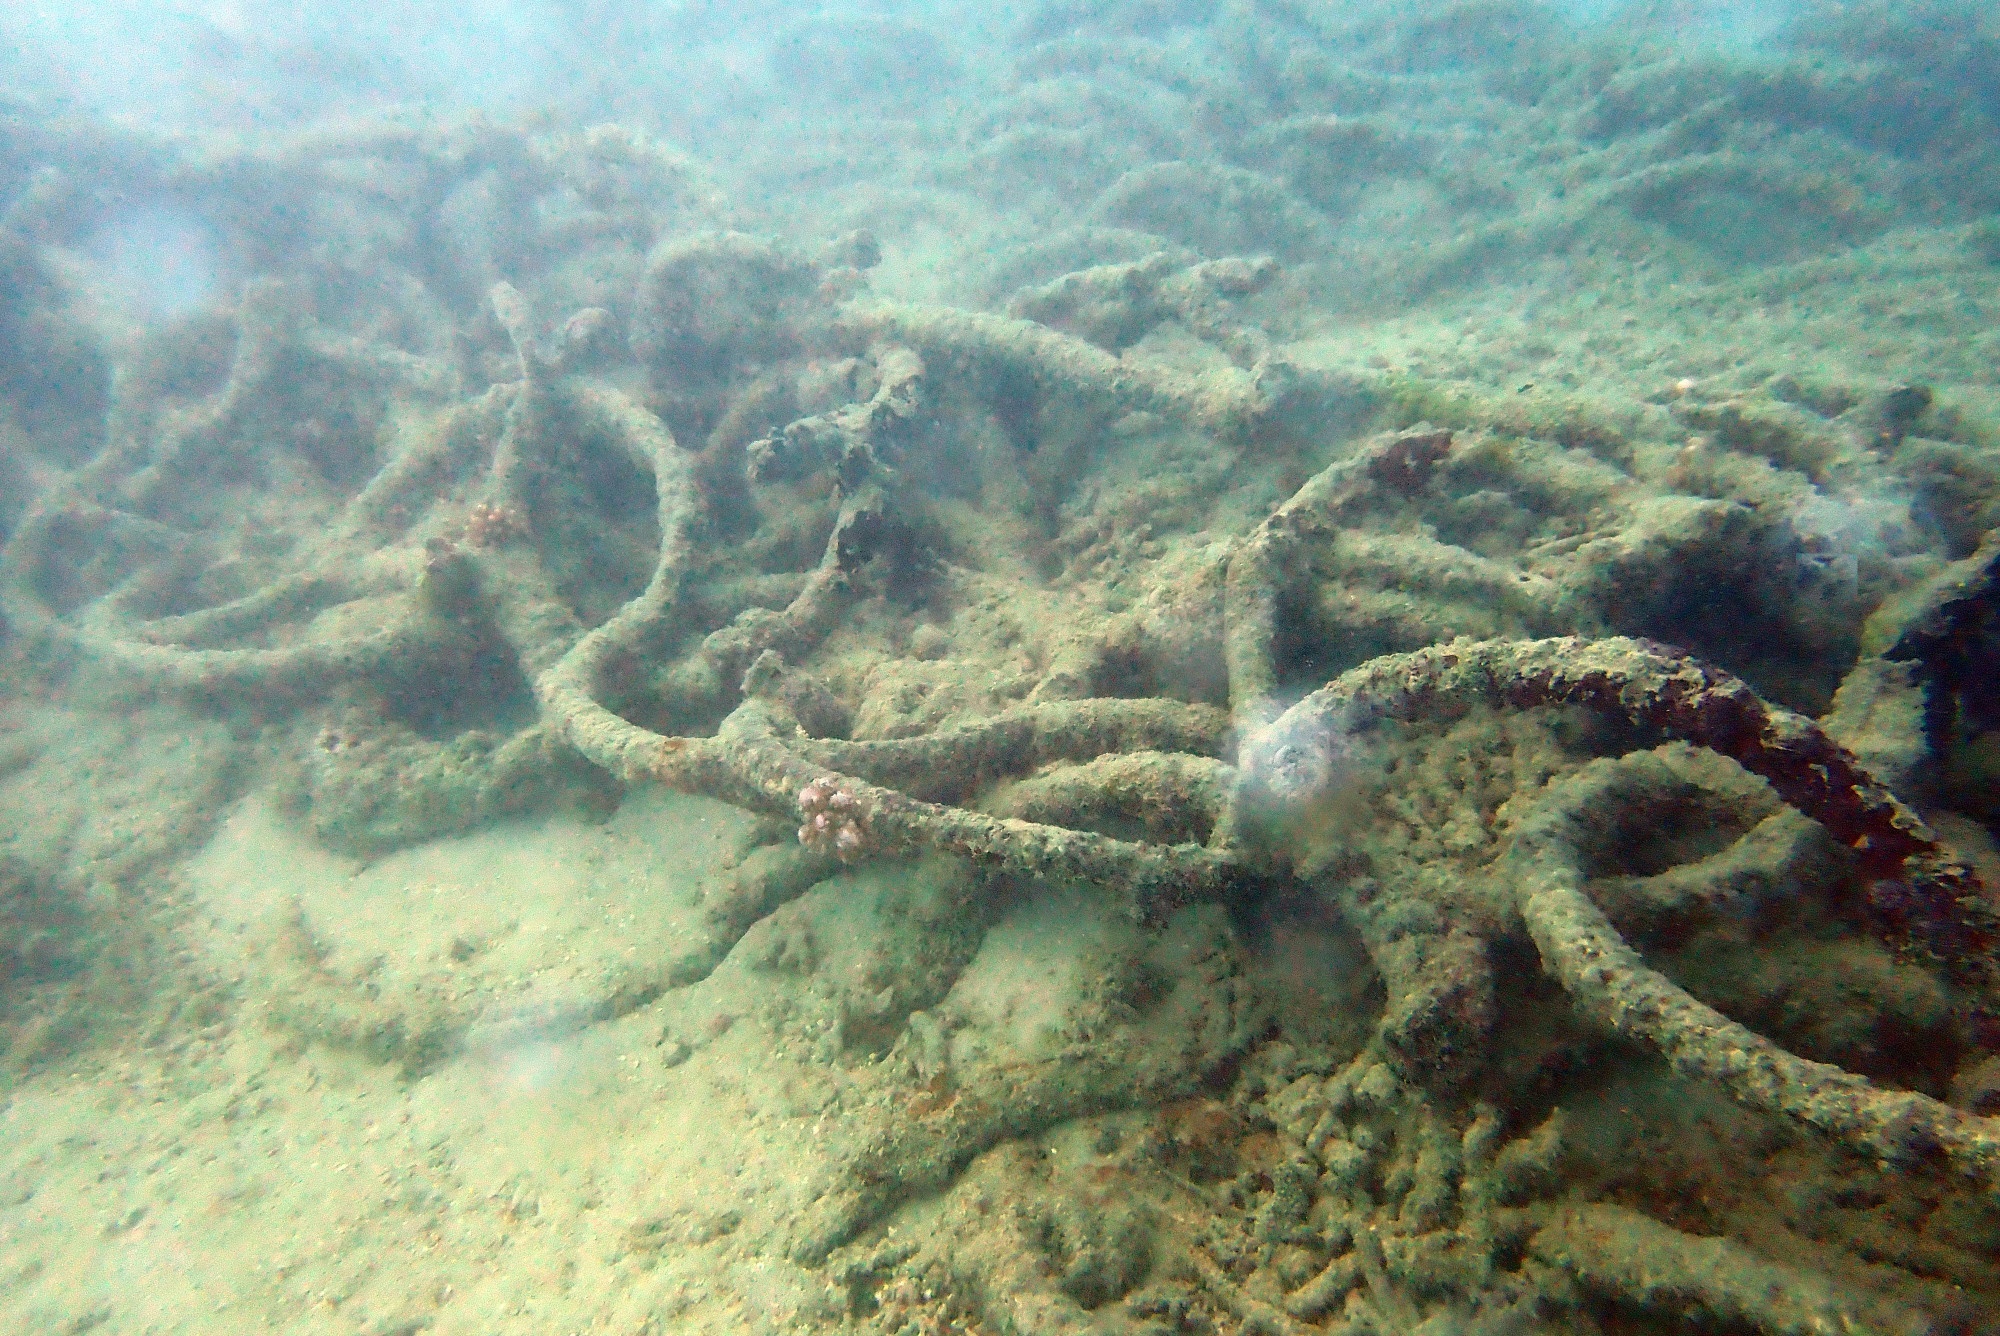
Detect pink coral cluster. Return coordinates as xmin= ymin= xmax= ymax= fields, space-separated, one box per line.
xmin=461 ymin=501 xmax=526 ymax=548
xmin=797 ymin=777 xmax=869 ymax=861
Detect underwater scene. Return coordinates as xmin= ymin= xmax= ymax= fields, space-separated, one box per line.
xmin=4 ymin=1 xmax=2000 ymax=1332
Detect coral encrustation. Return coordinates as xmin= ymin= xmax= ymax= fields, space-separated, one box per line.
xmin=797 ymin=777 xmax=868 ymax=860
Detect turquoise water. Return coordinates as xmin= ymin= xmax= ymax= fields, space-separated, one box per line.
xmin=3 ymin=3 xmax=1999 ymax=1332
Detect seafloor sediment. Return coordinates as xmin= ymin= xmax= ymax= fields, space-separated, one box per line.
xmin=4 ymin=3 xmax=2000 ymax=1333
